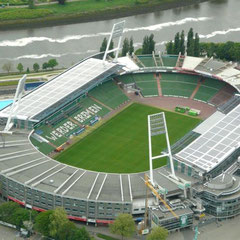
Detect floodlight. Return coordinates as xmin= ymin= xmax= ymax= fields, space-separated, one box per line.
xmin=148 ymin=112 xmax=177 ymax=185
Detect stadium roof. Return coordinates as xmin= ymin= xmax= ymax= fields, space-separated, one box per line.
xmin=195 ymin=58 xmax=228 ymax=75
xmin=216 ymin=67 xmax=240 ymax=79
xmin=176 ymin=104 xmax=240 ymax=173
xmin=0 ymin=131 xmax=182 ymax=203
xmin=182 ymin=56 xmax=204 ymax=70
xmin=0 ymin=58 xmax=118 ymax=121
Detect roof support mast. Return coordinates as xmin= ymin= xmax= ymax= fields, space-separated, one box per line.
xmin=103 ymin=20 xmax=125 ymax=63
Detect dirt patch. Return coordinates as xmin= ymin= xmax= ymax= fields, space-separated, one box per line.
xmin=127 ymin=93 xmax=216 ymax=120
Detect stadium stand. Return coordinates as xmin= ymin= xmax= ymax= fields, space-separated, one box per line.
xmin=88 ymin=80 xmax=129 ymax=109
xmin=30 ymin=136 xmax=55 ymax=155
xmin=194 ymin=78 xmax=226 ymax=102
xmin=160 ymin=73 xmax=199 ymax=98
xmin=34 ymin=96 xmax=110 ymax=152
xmin=209 ymin=84 xmax=237 ymax=106
xmin=162 ymin=55 xmax=178 ymax=67
xmin=137 ymin=55 xmax=156 ymax=67
xmin=116 ymin=74 xmax=135 ymax=84
xmin=218 ymin=94 xmax=240 ymax=114
xmin=132 ymin=73 xmax=159 ymax=97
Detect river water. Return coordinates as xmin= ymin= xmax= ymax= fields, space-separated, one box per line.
xmin=0 ymin=0 xmax=239 ymax=72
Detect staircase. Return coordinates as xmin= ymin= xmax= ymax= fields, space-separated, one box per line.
xmin=155 ymin=73 xmax=162 ymax=96
xmin=190 ymin=78 xmax=203 ymax=99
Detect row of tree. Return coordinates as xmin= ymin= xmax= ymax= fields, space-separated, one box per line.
xmin=0 ymin=202 xmax=90 ymax=239
xmin=0 ymin=201 xmax=37 ymax=230
xmin=199 ymin=41 xmax=240 ymax=62
xmin=35 ymin=207 xmax=90 ymax=240
xmin=165 ymin=28 xmax=200 ymax=57
xmin=100 ymin=34 xmax=156 ymax=57
xmin=0 ymin=201 xmax=168 ymax=240
xmin=142 ymin=34 xmax=155 ymax=54
xmin=100 ymin=37 xmax=135 ymax=57
xmin=110 ymin=213 xmax=168 ymax=240
xmin=2 ymin=59 xmax=59 ymax=74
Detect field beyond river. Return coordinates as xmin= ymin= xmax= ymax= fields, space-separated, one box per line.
xmin=0 ymin=0 xmax=211 ymax=30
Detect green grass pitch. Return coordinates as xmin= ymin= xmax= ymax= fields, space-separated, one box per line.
xmin=55 ymin=103 xmax=201 ymax=173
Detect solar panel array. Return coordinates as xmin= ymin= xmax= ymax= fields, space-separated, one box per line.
xmin=0 ymin=58 xmax=116 ymax=120
xmin=176 ymin=105 xmax=240 ymax=172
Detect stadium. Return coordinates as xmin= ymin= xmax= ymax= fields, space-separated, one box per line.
xmin=0 ymin=22 xmax=239 ymax=232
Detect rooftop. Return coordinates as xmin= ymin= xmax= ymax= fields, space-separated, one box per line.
xmin=0 ymin=58 xmax=118 ymax=121
xmin=176 ymin=104 xmax=240 ymax=173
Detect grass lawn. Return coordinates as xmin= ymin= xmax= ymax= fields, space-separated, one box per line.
xmin=55 ymin=103 xmax=201 ymax=173
xmin=97 ymin=233 xmax=118 ymax=240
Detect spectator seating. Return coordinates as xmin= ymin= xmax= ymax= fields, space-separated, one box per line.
xmin=89 ymin=80 xmax=129 ymax=109
xmin=161 ymin=73 xmax=199 ymax=98
xmin=162 ymin=55 xmax=178 ymax=67
xmin=137 ymin=55 xmax=156 ymax=67
xmin=117 ymin=74 xmax=135 ymax=84
xmin=194 ymin=78 xmax=225 ymax=102
xmin=132 ymin=73 xmax=159 ymax=97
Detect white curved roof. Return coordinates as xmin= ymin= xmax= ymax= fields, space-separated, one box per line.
xmin=0 ymin=58 xmax=117 ymax=121
xmin=176 ymin=104 xmax=240 ymax=173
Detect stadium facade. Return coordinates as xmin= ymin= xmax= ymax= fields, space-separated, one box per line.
xmin=0 ymin=49 xmax=239 ymax=231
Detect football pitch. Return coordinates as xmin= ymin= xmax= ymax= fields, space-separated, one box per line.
xmin=55 ymin=103 xmax=201 ymax=173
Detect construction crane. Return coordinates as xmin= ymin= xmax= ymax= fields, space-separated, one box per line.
xmin=144 ymin=174 xmax=179 ymax=219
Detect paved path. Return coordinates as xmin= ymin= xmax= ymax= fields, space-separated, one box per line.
xmin=0 ymin=225 xmax=21 ymax=240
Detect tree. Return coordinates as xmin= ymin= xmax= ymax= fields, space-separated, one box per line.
xmin=17 ymin=63 xmax=24 ymax=73
xmin=42 ymin=62 xmax=49 ymax=70
xmin=187 ymin=28 xmax=194 ymax=56
xmin=49 ymin=207 xmax=69 ymax=239
xmin=142 ymin=34 xmax=155 ymax=54
xmin=100 ymin=37 xmax=108 ymax=52
xmin=194 ymin=33 xmax=200 ymax=57
xmin=109 ymin=40 xmax=114 ymax=58
xmin=33 ymin=63 xmax=40 ymax=72
xmin=187 ymin=28 xmax=194 ymax=50
xmin=142 ymin=35 xmax=149 ymax=54
xmin=166 ymin=41 xmax=174 ymax=54
xmin=100 ymin=38 xmax=114 ymax=58
xmin=129 ymin=37 xmax=134 ymax=55
xmin=34 ymin=208 xmax=90 ymax=240
xmin=11 ymin=208 xmax=31 ymax=230
xmin=2 ymin=62 xmax=13 ymax=73
xmin=147 ymin=226 xmax=168 ymax=240
xmin=0 ymin=202 xmax=20 ymax=224
xmin=122 ymin=38 xmax=129 ymax=56
xmin=69 ymin=226 xmax=91 ymax=240
xmin=26 ymin=67 xmax=30 ymax=73
xmin=173 ymin=32 xmax=180 ymax=54
xmin=149 ymin=34 xmax=155 ymax=53
xmin=57 ymin=0 xmax=65 ymax=4
xmin=28 ymin=0 xmax=35 ymax=9
xmin=34 ymin=210 xmax=54 ymax=237
xmin=180 ymin=30 xmax=185 ymax=55
xmin=110 ymin=213 xmax=135 ymax=240
xmin=48 ymin=59 xmax=58 ymax=70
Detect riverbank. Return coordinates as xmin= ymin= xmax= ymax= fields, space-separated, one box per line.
xmin=0 ymin=0 xmax=211 ymax=31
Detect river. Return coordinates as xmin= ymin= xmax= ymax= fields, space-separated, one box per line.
xmin=0 ymin=0 xmax=239 ymax=72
